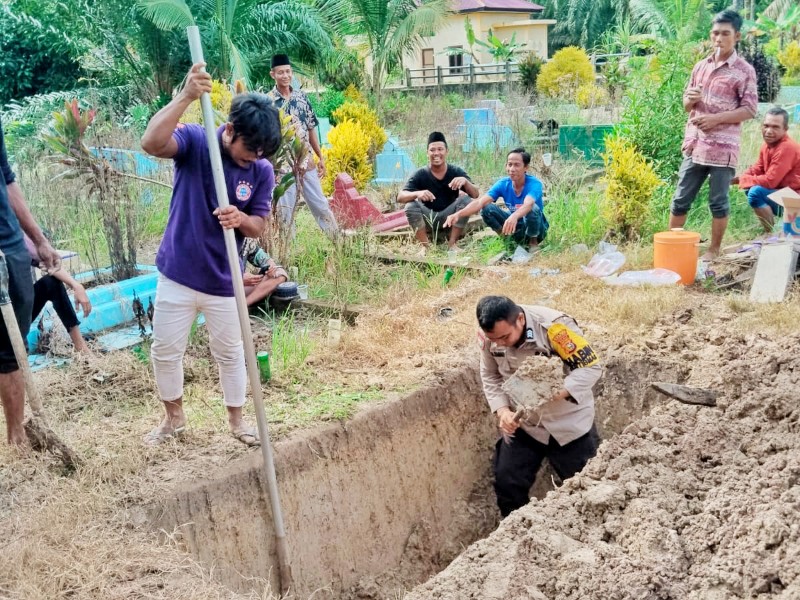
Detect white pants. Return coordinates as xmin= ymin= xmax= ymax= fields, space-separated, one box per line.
xmin=276 ymin=168 xmax=338 ymax=236
xmin=150 ymin=275 xmax=246 ymax=408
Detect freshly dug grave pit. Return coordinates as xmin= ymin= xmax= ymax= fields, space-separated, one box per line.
xmin=149 ymin=351 xmax=683 ymax=599
xmin=407 ymin=331 xmax=800 ymax=600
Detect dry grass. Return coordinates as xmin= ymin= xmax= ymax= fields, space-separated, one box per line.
xmin=3 ymin=255 xmax=800 ymax=599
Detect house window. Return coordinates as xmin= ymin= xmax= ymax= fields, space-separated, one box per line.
xmin=448 ymin=46 xmax=464 ymax=74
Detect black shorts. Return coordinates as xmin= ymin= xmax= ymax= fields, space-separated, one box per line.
xmin=0 ymin=249 xmax=34 ymax=373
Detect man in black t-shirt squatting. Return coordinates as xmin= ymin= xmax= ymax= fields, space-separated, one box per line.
xmin=397 ymin=132 xmax=479 ymax=249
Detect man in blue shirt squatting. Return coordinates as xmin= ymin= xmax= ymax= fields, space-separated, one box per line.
xmin=140 ymin=63 xmax=281 ymax=446
xmin=445 ymin=147 xmax=548 ymax=252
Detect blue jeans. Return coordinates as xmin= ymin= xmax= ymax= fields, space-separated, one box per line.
xmin=746 ymin=185 xmax=783 ymax=217
xmin=481 ymin=203 xmax=548 ymax=245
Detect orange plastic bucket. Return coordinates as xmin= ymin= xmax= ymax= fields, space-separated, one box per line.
xmin=653 ymin=230 xmax=700 ymax=285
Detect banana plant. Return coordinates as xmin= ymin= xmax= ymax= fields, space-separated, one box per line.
xmin=474 ymin=29 xmax=526 ymax=63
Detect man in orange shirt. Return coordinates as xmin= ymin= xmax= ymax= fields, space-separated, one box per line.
xmin=733 ymin=107 xmax=800 ymax=232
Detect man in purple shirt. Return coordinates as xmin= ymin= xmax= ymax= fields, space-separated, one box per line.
xmin=669 ymin=9 xmax=757 ymax=260
xmin=141 ymin=63 xmax=281 ymax=446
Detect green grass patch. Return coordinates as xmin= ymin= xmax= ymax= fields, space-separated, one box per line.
xmin=268 ymin=387 xmax=384 ymax=424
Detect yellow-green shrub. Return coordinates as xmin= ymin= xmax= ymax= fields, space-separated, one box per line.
xmin=331 ymin=101 xmax=387 ymax=160
xmin=576 ymin=83 xmax=610 ymax=108
xmin=180 ymin=80 xmax=232 ymax=125
xmin=322 ymin=119 xmax=373 ymax=195
xmin=536 ymin=47 xmax=594 ymax=100
xmin=778 ymin=41 xmax=800 ymax=77
xmin=601 ymin=136 xmax=662 ymax=239
xmin=343 ymin=84 xmax=366 ymax=104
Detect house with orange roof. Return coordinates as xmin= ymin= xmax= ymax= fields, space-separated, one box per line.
xmin=414 ymin=0 xmax=555 ymax=81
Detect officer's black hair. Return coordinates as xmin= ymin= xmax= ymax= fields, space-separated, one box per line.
xmin=476 ymin=296 xmax=522 ymax=331
xmin=713 ymin=9 xmax=743 ymax=33
xmin=508 ymin=147 xmax=531 ymax=167
xmin=228 ymin=93 xmax=282 ymax=158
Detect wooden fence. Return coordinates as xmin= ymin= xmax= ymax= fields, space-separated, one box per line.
xmin=404 ymin=61 xmax=520 ymax=89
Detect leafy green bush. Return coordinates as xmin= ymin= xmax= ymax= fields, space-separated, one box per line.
xmin=601 ymin=136 xmax=663 ymax=240
xmin=536 ymin=46 xmax=594 ymax=100
xmin=778 ymin=41 xmax=800 ymax=78
xmin=0 ymin=4 xmax=85 ymax=106
xmin=517 ymin=51 xmax=544 ymax=93
xmin=309 ymin=89 xmax=346 ymax=119
xmin=322 ymin=119 xmax=373 ymax=195
xmin=739 ymin=38 xmax=781 ymax=102
xmin=616 ymin=42 xmax=695 ymax=180
xmin=331 ymin=101 xmax=387 ymax=160
xmin=318 ymin=47 xmax=364 ymax=92
xmin=576 ymin=83 xmax=609 ymax=108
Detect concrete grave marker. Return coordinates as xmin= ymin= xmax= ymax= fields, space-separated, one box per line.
xmin=749 ymin=242 xmax=799 ymax=303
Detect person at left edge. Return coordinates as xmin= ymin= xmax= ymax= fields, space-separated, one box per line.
xmin=140 ymin=63 xmax=281 ymax=447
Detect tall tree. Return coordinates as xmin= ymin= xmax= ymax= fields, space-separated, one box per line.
xmin=137 ymin=0 xmax=333 ymax=85
xmin=630 ymin=0 xmax=712 ymax=42
xmin=321 ymin=0 xmax=449 ymax=105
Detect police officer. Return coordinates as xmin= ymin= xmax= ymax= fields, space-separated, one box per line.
xmin=476 ymin=295 xmax=602 ymax=517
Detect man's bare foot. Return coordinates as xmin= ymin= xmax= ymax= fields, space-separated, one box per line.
xmin=8 ymin=427 xmax=29 ymax=449
xmin=700 ymin=249 xmax=720 ymax=261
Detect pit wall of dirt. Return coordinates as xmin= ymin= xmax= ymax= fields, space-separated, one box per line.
xmin=148 ymin=365 xmax=499 ymax=599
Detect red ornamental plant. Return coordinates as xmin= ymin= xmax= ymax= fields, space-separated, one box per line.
xmin=43 ymin=100 xmax=140 ymax=281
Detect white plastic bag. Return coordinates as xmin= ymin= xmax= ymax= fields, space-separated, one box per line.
xmin=602 ymin=268 xmax=681 ymax=286
xmin=582 ymin=242 xmax=626 ymax=277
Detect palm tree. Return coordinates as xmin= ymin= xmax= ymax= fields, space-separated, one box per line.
xmin=137 ymin=0 xmax=333 ymax=85
xmin=546 ymin=0 xmax=631 ymax=49
xmin=547 ymin=0 xmax=712 ymax=49
xmin=630 ymin=0 xmax=711 ymax=42
xmin=321 ymin=0 xmax=449 ymax=105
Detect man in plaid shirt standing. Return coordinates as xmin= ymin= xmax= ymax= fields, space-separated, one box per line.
xmin=669 ymin=9 xmax=757 ymax=259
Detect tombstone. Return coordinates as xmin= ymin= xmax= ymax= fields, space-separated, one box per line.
xmin=457 ymin=107 xmax=516 ymax=152
xmin=477 ymin=99 xmax=505 ymax=113
xmin=373 ymin=136 xmax=416 ymax=185
xmin=316 ymin=117 xmax=332 ymax=147
xmin=329 ymin=173 xmax=408 ymax=232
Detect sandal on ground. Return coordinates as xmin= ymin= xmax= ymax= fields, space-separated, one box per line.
xmin=232 ymin=426 xmax=260 ymax=447
xmin=143 ymin=425 xmax=185 ymax=446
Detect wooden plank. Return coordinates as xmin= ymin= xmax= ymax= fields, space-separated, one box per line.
xmin=749 ymin=243 xmax=799 ymax=303
xmin=366 ymin=251 xmax=492 ymax=273
xmin=294 ymin=298 xmax=364 ymax=326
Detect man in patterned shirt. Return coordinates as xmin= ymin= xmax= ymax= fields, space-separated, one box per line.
xmin=669 ymin=9 xmax=757 ymax=260
xmin=267 ymin=54 xmax=338 ymax=237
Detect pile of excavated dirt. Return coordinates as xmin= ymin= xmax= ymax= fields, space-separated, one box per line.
xmin=407 ymin=324 xmax=800 ymax=599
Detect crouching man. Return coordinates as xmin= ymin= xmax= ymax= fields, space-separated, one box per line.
xmin=476 ymin=295 xmax=602 ymax=517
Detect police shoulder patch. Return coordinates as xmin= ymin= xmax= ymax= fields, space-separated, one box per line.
xmin=547 ymin=323 xmax=599 ymax=369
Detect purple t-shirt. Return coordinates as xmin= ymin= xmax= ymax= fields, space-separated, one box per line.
xmin=156 ymin=124 xmax=274 ymax=296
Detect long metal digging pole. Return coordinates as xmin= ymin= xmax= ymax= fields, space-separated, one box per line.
xmin=186 ymin=26 xmax=293 ymax=595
